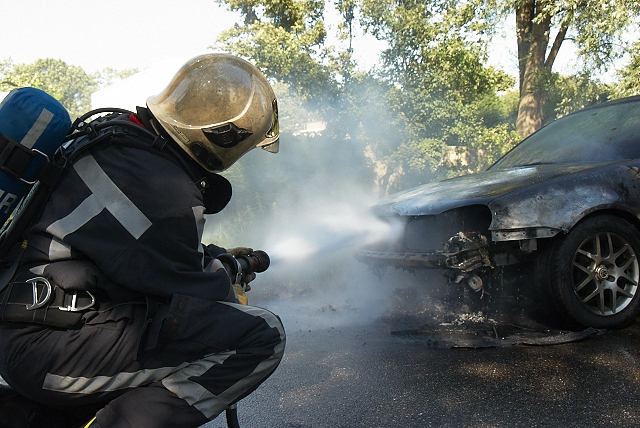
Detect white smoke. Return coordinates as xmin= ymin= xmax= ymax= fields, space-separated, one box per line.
xmin=203 ymin=163 xmax=404 ymax=330
xmin=251 ymin=185 xmax=404 ymax=331
xmin=201 ymin=82 xmax=409 ymax=330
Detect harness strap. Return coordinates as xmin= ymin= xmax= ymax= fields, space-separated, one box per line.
xmin=0 ymin=242 xmax=26 ymax=294
xmin=5 ymin=278 xmax=96 ymax=312
xmin=0 ymin=111 xmax=195 ymax=332
xmin=0 ymin=274 xmax=146 ymax=328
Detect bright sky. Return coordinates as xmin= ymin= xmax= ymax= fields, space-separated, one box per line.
xmin=3 ymin=0 xmax=610 ymax=86
xmin=1 ymin=0 xmax=388 ymax=75
xmin=1 ymin=0 xmax=241 ymax=73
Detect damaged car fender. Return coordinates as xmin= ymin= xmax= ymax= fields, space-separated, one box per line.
xmin=358 ymin=96 xmax=640 ymax=329
xmin=488 ymin=162 xmax=640 ymax=242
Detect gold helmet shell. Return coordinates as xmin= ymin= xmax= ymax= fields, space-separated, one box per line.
xmin=147 ymin=53 xmax=279 ymax=172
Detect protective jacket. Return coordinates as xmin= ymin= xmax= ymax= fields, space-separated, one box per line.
xmin=0 ymin=112 xmax=285 ymax=428
xmin=21 ymin=113 xmax=236 ymax=304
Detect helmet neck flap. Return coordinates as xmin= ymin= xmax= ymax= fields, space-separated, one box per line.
xmin=136 ymin=107 xmax=232 ymax=214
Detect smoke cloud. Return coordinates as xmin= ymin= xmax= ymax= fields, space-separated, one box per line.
xmin=202 ymin=106 xmax=407 ymax=330
xmin=256 ymin=183 xmax=406 ymax=330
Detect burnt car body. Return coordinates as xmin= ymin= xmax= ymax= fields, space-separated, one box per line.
xmin=359 ymin=96 xmax=640 ymax=329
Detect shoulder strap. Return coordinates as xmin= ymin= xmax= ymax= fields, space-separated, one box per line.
xmin=61 ymin=108 xmax=158 ymax=161
xmin=62 ymin=110 xmax=203 ymax=187
xmin=0 ymin=109 xmax=157 ymax=263
xmin=0 ymin=108 xmax=209 ymax=264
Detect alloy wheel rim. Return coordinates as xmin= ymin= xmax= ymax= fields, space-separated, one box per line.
xmin=571 ymin=232 xmax=639 ymax=316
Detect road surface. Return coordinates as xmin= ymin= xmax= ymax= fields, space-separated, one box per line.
xmin=204 ymin=289 xmax=640 ymax=428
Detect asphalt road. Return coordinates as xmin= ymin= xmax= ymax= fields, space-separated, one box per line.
xmin=3 ymin=268 xmax=640 ymax=427
xmin=203 ymin=290 xmax=640 ymax=428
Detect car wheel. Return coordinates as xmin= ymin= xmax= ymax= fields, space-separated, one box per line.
xmin=548 ymin=215 xmax=640 ymax=329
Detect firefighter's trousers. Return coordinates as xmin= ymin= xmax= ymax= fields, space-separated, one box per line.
xmin=0 ymin=294 xmax=286 ymax=427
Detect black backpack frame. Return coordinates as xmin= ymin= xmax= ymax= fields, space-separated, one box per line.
xmin=0 ymin=108 xmax=159 ymax=277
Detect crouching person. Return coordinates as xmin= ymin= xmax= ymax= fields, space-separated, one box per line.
xmin=0 ymin=53 xmax=285 ymax=428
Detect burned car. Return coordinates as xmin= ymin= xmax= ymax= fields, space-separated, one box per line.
xmin=359 ymin=96 xmax=640 ymax=329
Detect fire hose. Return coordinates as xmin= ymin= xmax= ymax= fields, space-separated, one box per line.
xmin=218 ymin=250 xmax=270 ymax=428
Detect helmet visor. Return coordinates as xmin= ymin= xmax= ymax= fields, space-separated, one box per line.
xmin=258 ymin=98 xmax=279 ymax=153
xmin=260 ymin=139 xmax=279 ymax=153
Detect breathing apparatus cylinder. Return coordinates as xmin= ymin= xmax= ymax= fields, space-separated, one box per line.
xmin=0 ymin=88 xmax=71 ymax=229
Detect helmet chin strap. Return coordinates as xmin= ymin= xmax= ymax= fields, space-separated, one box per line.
xmin=138 ymin=107 xmax=210 ymax=192
xmin=188 ymin=141 xmax=224 ymax=172
xmin=160 ymin=134 xmax=210 ymax=192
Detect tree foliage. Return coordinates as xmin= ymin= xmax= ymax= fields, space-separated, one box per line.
xmin=93 ymin=67 xmax=139 ymax=91
xmin=357 ymin=0 xmax=518 ymax=189
xmin=613 ymin=42 xmax=640 ymax=98
xmin=543 ymin=73 xmax=611 ymax=121
xmin=214 ymin=0 xmax=633 ymax=196
xmin=214 ymin=0 xmax=395 ymax=197
xmin=214 ymin=0 xmax=527 ymax=193
xmin=359 ymin=0 xmax=640 ymax=138
xmin=213 ymin=0 xmax=339 ymax=103
xmin=0 ymin=58 xmax=95 ymax=118
xmin=502 ymin=0 xmax=639 ymax=137
xmin=357 ymin=0 xmax=640 ymax=163
xmin=0 ymin=58 xmax=138 ymax=119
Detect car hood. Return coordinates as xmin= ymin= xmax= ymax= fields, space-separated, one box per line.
xmin=373 ymin=163 xmax=612 ymax=217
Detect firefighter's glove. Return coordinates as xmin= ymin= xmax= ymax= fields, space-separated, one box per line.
xmin=226 ymin=247 xmax=253 ymax=257
xmin=242 ymin=272 xmax=256 ymax=290
xmin=233 ymin=283 xmax=248 ymax=305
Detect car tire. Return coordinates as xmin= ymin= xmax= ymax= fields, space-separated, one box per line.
xmin=547 ymin=214 xmax=640 ymax=329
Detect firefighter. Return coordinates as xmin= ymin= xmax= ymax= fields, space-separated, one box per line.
xmin=0 ymin=53 xmax=285 ymax=427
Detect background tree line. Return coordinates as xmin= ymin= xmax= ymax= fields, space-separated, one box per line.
xmin=204 ymin=0 xmax=640 ymax=248
xmin=0 ymin=58 xmax=137 ymax=119
xmin=2 ymin=0 xmax=640 ymax=209
xmin=214 ymin=0 xmax=640 ymax=195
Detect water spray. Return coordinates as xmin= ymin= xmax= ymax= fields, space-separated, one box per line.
xmin=264 ymin=212 xmax=404 ymax=268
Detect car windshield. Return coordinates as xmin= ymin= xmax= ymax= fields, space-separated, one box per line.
xmin=490 ymin=97 xmax=640 ymax=170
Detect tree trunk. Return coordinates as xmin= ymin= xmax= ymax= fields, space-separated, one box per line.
xmin=515 ymin=0 xmax=551 ymax=139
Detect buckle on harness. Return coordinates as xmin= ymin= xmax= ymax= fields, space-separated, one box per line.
xmin=58 ymin=290 xmax=96 ymax=312
xmin=0 ymin=134 xmax=51 ymax=185
xmin=23 ymin=278 xmax=96 ymax=312
xmin=25 ymin=277 xmax=52 ymax=310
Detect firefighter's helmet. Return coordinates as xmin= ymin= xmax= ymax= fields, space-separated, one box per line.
xmin=147 ymin=53 xmax=279 ymax=172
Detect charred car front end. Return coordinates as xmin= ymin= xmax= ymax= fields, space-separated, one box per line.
xmin=358 ymin=96 xmax=640 ymax=329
